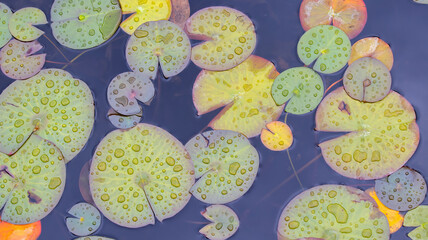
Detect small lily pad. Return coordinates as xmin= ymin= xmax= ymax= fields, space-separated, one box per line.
xmin=185 ymin=6 xmax=257 ymax=71
xmin=51 ymin=0 xmax=122 ymax=49
xmin=66 ymin=202 xmax=101 ymax=236
xmin=0 ymin=3 xmax=12 ymax=48
xmin=375 ymin=167 xmax=426 ymax=211
xmin=271 ymin=67 xmax=324 ymax=114
xmin=403 ymin=205 xmax=428 ymax=240
xmin=297 ymin=25 xmax=351 ymax=74
xmin=107 ymin=72 xmax=154 ymax=115
xmin=261 ymin=121 xmax=293 ymax=151
xmin=185 ymin=130 xmax=259 ymax=204
xmin=349 ymin=37 xmax=394 ymax=70
xmin=199 ymin=205 xmax=239 ymax=240
xmin=0 ymin=216 xmax=41 ymax=240
xmin=74 ymin=237 xmax=114 ymax=240
xmin=107 ymin=108 xmax=142 ymax=129
xmin=170 ymin=0 xmax=190 ymax=29
xmin=8 ymin=7 xmax=47 ymax=42
xmin=126 ymin=20 xmax=191 ymax=78
xmin=0 ymin=39 xmax=46 ymax=80
xmin=277 ymin=185 xmax=389 ymax=240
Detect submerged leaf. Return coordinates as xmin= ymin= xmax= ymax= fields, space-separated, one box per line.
xmin=349 ymin=37 xmax=394 ymax=70
xmin=66 ymin=202 xmax=101 ymax=236
xmin=404 ymin=205 xmax=428 ymax=240
xmin=261 ymin=121 xmax=293 ymax=151
xmin=0 ymin=3 xmax=12 ymax=48
xmin=170 ymin=0 xmax=190 ymax=29
xmin=8 ymin=7 xmax=47 ymax=42
xmin=79 ymin=160 xmax=94 ymax=205
xmin=0 ymin=217 xmax=41 ymax=240
xmin=199 ymin=205 xmax=239 ymax=240
xmin=107 ymin=107 xmax=142 ymax=129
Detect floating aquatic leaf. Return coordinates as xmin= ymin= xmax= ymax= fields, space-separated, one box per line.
xmin=0 ymin=217 xmax=41 ymax=240
xmin=375 ymin=167 xmax=426 ymax=211
xmin=0 ymin=68 xmax=94 ymax=162
xmin=74 ymin=237 xmax=114 ymax=240
xmin=79 ymin=161 xmax=94 ymax=205
xmin=107 ymin=107 xmax=142 ymax=129
xmin=8 ymin=7 xmax=47 ymax=42
xmin=199 ymin=205 xmax=239 ymax=240
xmin=119 ymin=0 xmax=171 ymax=35
xmin=107 ymin=72 xmax=154 ymax=115
xmin=349 ymin=37 xmax=394 ymax=70
xmin=343 ymin=57 xmax=391 ymax=102
xmin=0 ymin=3 xmax=12 ymax=48
xmin=315 ymin=87 xmax=419 ymax=180
xmin=404 ymin=205 xmax=428 ymax=240
xmin=193 ymin=55 xmax=283 ymax=138
xmin=0 ymin=39 xmax=46 ymax=80
xmin=0 ymin=135 xmax=66 ymax=224
xmin=277 ymin=185 xmax=389 ymax=240
xmin=185 ymin=6 xmax=256 ymax=71
xmin=51 ymin=0 xmax=122 ymax=49
xmin=66 ymin=202 xmax=101 ymax=236
xmin=185 ymin=130 xmax=259 ymax=204
xmin=170 ymin=0 xmax=190 ymax=29
xmin=298 ymin=25 xmax=351 ymax=74
xmin=126 ymin=20 xmax=191 ymax=78
xmin=90 ymin=123 xmax=195 ymax=228
xmin=271 ymin=67 xmax=324 ymax=114
xmin=261 ymin=121 xmax=293 ymax=151
xmin=300 ymin=0 xmax=367 ymax=39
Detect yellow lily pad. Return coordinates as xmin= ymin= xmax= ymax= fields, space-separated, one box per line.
xmin=349 ymin=37 xmax=394 ymax=70
xmin=261 ymin=121 xmax=293 ymax=151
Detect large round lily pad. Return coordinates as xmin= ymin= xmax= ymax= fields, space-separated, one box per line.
xmin=315 ymin=87 xmax=419 ymax=180
xmin=50 ymin=0 xmax=122 ymax=50
xmin=271 ymin=67 xmax=324 ymax=114
xmin=404 ymin=205 xmax=428 ymax=240
xmin=297 ymin=25 xmax=351 ymax=74
xmin=199 ymin=205 xmax=239 ymax=240
xmin=0 ymin=3 xmax=12 ymax=48
xmin=8 ymin=7 xmax=47 ymax=42
xmin=0 ymin=216 xmax=41 ymax=240
xmin=277 ymin=185 xmax=390 ymax=240
xmin=185 ymin=6 xmax=256 ymax=71
xmin=193 ymin=55 xmax=283 ymax=138
xmin=90 ymin=123 xmax=195 ymax=228
xmin=66 ymin=202 xmax=101 ymax=236
xmin=107 ymin=107 xmax=142 ymax=129
xmin=349 ymin=37 xmax=394 ymax=70
xmin=0 ymin=39 xmax=46 ymax=80
xmin=0 ymin=135 xmax=66 ymax=224
xmin=261 ymin=121 xmax=293 ymax=151
xmin=185 ymin=130 xmax=259 ymax=204
xmin=0 ymin=68 xmax=95 ymax=162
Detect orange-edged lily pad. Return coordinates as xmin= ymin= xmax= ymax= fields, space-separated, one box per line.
xmin=199 ymin=205 xmax=239 ymax=240
xmin=404 ymin=205 xmax=428 ymax=240
xmin=261 ymin=121 xmax=293 ymax=151
xmin=185 ymin=6 xmax=256 ymax=71
xmin=170 ymin=0 xmax=190 ymax=29
xmin=193 ymin=55 xmax=283 ymax=138
xmin=0 ymin=3 xmax=12 ymax=48
xmin=0 ymin=217 xmax=41 ymax=240
xmin=349 ymin=37 xmax=394 ymax=70
xmin=315 ymin=87 xmax=419 ymax=180
xmin=107 ymin=107 xmax=142 ymax=129
xmin=300 ymin=0 xmax=367 ymax=39
xmin=8 ymin=7 xmax=47 ymax=42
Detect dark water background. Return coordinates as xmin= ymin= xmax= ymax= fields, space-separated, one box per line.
xmin=1 ymin=0 xmax=427 ymax=239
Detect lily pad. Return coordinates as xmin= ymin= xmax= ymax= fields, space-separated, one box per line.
xmin=0 ymin=135 xmax=66 ymax=224
xmin=107 ymin=107 xmax=142 ymax=129
xmin=375 ymin=167 xmax=426 ymax=211
xmin=271 ymin=67 xmax=324 ymax=114
xmin=0 ymin=39 xmax=46 ymax=80
xmin=119 ymin=0 xmax=171 ymax=35
xmin=50 ymin=0 xmax=122 ymax=50
xmin=315 ymin=87 xmax=419 ymax=180
xmin=414 ymin=0 xmax=428 ymax=4
xmin=0 ymin=68 xmax=95 ymax=162
xmin=403 ymin=205 xmax=428 ymax=240
xmin=126 ymin=20 xmax=191 ymax=78
xmin=297 ymin=25 xmax=351 ymax=74
xmin=185 ymin=6 xmax=257 ymax=71
xmin=349 ymin=37 xmax=394 ymax=70
xmin=300 ymin=0 xmax=367 ymax=39
xmin=170 ymin=0 xmax=190 ymax=29
xmin=277 ymin=185 xmax=389 ymax=240
xmin=66 ymin=202 xmax=101 ymax=236
xmin=0 ymin=3 xmax=12 ymax=48
xmin=75 ymin=237 xmax=114 ymax=240
xmin=79 ymin=161 xmax=95 ymax=205
xmin=185 ymin=130 xmax=259 ymax=204
xmin=193 ymin=55 xmax=283 ymax=138
xmin=199 ymin=205 xmax=239 ymax=240
xmin=8 ymin=7 xmax=47 ymax=42
xmin=90 ymin=123 xmax=195 ymax=228
xmin=343 ymin=57 xmax=391 ymax=102
xmin=107 ymin=72 xmax=154 ymax=115
xmin=0 ymin=217 xmax=41 ymax=240
xmin=260 ymin=121 xmax=293 ymax=151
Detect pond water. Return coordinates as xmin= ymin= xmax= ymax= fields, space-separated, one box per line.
xmin=1 ymin=0 xmax=427 ymax=239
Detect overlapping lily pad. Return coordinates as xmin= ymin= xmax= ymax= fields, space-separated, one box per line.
xmin=185 ymin=6 xmax=257 ymax=71
xmin=126 ymin=20 xmax=191 ymax=78
xmin=0 ymin=217 xmax=41 ymax=240
xmin=185 ymin=130 xmax=259 ymax=204
xmin=0 ymin=39 xmax=46 ymax=80
xmin=0 ymin=3 xmax=12 ymax=48
xmin=277 ymin=185 xmax=389 ymax=240
xmin=271 ymin=67 xmax=324 ymax=114
xmin=261 ymin=121 xmax=293 ymax=151
xmin=193 ymin=55 xmax=283 ymax=138
xmin=404 ymin=205 xmax=428 ymax=240
xmin=298 ymin=25 xmax=351 ymax=74
xmin=0 ymin=68 xmax=94 ymax=162
xmin=349 ymin=37 xmax=394 ymax=70
xmin=199 ymin=205 xmax=239 ymax=240
xmin=170 ymin=0 xmax=190 ymax=29
xmin=66 ymin=202 xmax=101 ymax=236
xmin=50 ymin=0 xmax=122 ymax=49
xmin=8 ymin=7 xmax=47 ymax=42
xmin=315 ymin=87 xmax=419 ymax=180
xmin=107 ymin=108 xmax=142 ymax=129
xmin=90 ymin=124 xmax=195 ymax=228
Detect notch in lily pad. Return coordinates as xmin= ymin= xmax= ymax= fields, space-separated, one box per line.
xmin=200 ymin=205 xmax=239 ymax=240
xmin=66 ymin=202 xmax=101 ymax=236
xmin=107 ymin=107 xmax=142 ymax=129
xmin=403 ymin=205 xmax=428 ymax=240
xmin=261 ymin=121 xmax=293 ymax=151
xmin=0 ymin=3 xmax=12 ymax=48
xmin=8 ymin=7 xmax=47 ymax=42
xmin=349 ymin=37 xmax=394 ymax=70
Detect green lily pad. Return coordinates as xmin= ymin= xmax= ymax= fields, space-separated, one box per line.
xmin=0 ymin=68 xmax=94 ymax=162
xmin=0 ymin=3 xmax=12 ymax=48
xmin=199 ymin=205 xmax=239 ymax=240
xmin=66 ymin=202 xmax=101 ymax=236
xmin=74 ymin=237 xmax=114 ymax=240
xmin=0 ymin=135 xmax=66 ymax=224
xmin=126 ymin=20 xmax=191 ymax=78
xmin=271 ymin=67 xmax=324 ymax=114
xmin=277 ymin=185 xmax=390 ymax=240
xmin=50 ymin=0 xmax=122 ymax=50
xmin=185 ymin=130 xmax=259 ymax=204
xmin=297 ymin=25 xmax=351 ymax=74
xmin=90 ymin=123 xmax=195 ymax=228
xmin=0 ymin=39 xmax=46 ymax=80
xmin=107 ymin=107 xmax=142 ymax=129
xmin=8 ymin=7 xmax=47 ymax=42
xmin=404 ymin=205 xmax=428 ymax=240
